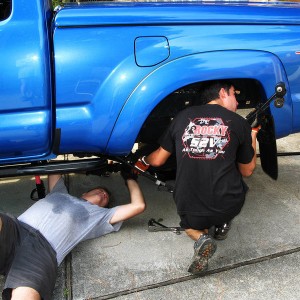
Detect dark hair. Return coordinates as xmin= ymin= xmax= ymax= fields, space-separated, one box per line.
xmin=199 ymin=80 xmax=234 ymax=104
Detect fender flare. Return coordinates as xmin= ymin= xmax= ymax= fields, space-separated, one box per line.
xmin=106 ymin=50 xmax=292 ymax=154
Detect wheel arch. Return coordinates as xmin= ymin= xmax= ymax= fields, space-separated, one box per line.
xmin=106 ymin=50 xmax=292 ymax=155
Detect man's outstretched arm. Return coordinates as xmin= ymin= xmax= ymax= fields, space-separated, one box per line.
xmin=47 ymin=174 xmax=62 ymax=193
xmin=109 ymin=179 xmax=146 ymax=224
xmin=134 ymin=146 xmax=172 ymax=173
xmin=238 ymin=128 xmax=259 ymax=177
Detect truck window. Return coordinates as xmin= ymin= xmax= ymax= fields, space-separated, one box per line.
xmin=0 ymin=0 xmax=11 ymax=21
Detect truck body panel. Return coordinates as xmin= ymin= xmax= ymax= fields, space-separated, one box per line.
xmin=107 ymin=50 xmax=291 ymax=154
xmin=0 ymin=0 xmax=53 ymax=163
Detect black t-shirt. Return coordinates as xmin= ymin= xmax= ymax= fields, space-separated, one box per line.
xmin=160 ymin=104 xmax=254 ymax=216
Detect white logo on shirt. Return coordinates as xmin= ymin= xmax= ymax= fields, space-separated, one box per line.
xmin=182 ymin=118 xmax=229 ymax=159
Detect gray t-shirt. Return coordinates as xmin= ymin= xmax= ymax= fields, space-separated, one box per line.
xmin=18 ymin=178 xmax=122 ymax=265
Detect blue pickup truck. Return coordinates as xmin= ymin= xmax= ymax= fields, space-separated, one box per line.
xmin=1 ymin=0 xmax=300 ymax=180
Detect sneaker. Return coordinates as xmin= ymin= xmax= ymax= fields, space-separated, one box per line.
xmin=187 ymin=234 xmax=217 ymax=274
xmin=214 ymin=222 xmax=231 ymax=240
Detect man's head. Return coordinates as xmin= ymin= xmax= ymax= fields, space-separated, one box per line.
xmin=81 ymin=187 xmax=111 ymax=208
xmin=200 ymin=80 xmax=240 ymax=112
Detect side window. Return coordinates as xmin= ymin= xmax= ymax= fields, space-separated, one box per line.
xmin=0 ymin=0 xmax=12 ymax=21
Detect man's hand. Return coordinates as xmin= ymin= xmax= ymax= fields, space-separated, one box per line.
xmin=250 ymin=112 xmax=263 ymax=129
xmin=134 ymin=156 xmax=150 ymax=173
xmin=121 ymin=165 xmax=138 ymax=182
xmin=251 ymin=125 xmax=261 ymax=134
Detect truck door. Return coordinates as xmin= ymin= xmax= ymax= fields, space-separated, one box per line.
xmin=0 ymin=0 xmax=53 ymax=164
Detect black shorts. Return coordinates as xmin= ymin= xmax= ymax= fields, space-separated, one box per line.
xmin=0 ymin=212 xmax=58 ymax=300
xmin=179 ymin=213 xmax=235 ymax=230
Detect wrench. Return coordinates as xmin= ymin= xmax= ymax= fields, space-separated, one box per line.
xmin=148 ymin=218 xmax=184 ymax=235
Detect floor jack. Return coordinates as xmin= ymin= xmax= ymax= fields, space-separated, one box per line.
xmin=30 ymin=175 xmax=46 ymax=201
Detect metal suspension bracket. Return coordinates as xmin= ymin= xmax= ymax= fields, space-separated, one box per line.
xmin=245 ymin=82 xmax=286 ymax=180
xmin=115 ymin=156 xmax=174 ymax=193
xmin=245 ymin=82 xmax=286 ymax=125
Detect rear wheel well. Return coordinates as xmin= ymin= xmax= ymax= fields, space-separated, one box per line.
xmin=137 ymin=78 xmax=265 ymax=145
